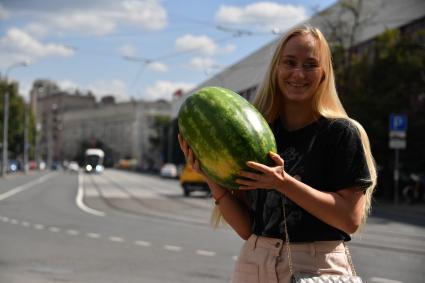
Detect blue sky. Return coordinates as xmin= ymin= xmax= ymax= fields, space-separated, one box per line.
xmin=0 ymin=0 xmax=336 ymax=102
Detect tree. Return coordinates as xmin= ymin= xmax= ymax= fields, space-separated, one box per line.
xmin=335 ymin=28 xmax=425 ymax=198
xmin=0 ymin=79 xmax=36 ymax=161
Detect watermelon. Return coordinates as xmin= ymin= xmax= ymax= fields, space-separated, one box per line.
xmin=178 ymin=86 xmax=277 ymax=190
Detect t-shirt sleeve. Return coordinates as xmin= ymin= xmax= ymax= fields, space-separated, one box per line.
xmin=325 ymin=119 xmax=372 ymax=192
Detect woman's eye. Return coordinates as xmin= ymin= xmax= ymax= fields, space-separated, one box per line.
xmin=303 ymin=63 xmax=319 ymax=70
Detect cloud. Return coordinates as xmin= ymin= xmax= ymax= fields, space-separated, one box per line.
xmin=215 ymin=2 xmax=307 ymax=32
xmin=119 ymin=44 xmax=138 ymax=57
xmin=32 ymin=0 xmax=168 ymax=36
xmin=58 ymin=80 xmax=79 ymax=92
xmin=24 ymin=22 xmax=50 ymax=38
xmin=0 ymin=28 xmax=74 ymax=68
xmin=87 ymin=79 xmax=130 ymax=102
xmin=144 ymin=80 xmax=194 ymax=101
xmin=121 ymin=0 xmax=167 ymax=30
xmin=148 ymin=62 xmax=168 ymax=73
xmin=186 ymin=57 xmax=216 ymax=71
xmin=175 ymin=34 xmax=218 ymax=56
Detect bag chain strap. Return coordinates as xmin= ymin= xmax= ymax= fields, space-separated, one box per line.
xmin=281 ymin=199 xmax=358 ymax=276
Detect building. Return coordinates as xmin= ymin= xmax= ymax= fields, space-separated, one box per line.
xmin=60 ymin=99 xmax=171 ymax=170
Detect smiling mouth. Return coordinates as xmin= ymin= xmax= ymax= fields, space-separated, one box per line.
xmin=287 ymin=82 xmax=308 ymax=88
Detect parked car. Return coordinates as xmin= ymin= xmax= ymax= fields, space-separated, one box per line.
xmin=160 ymin=163 xmax=177 ymax=178
xmin=67 ymin=161 xmax=80 ymax=172
xmin=179 ymin=163 xmax=208 ymax=197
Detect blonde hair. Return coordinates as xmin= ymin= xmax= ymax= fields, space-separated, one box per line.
xmin=212 ymin=25 xmax=377 ymax=228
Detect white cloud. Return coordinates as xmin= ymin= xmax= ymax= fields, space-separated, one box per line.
xmin=52 ymin=12 xmax=116 ymax=36
xmin=24 ymin=22 xmax=50 ymax=38
xmin=119 ymin=44 xmax=138 ymax=57
xmin=87 ymin=80 xmax=130 ymax=102
xmin=215 ymin=2 xmax=307 ymax=32
xmin=148 ymin=62 xmax=168 ymax=73
xmin=0 ymin=28 xmax=74 ymax=68
xmin=186 ymin=57 xmax=216 ymax=71
xmin=58 ymin=80 xmax=79 ymax=92
xmin=121 ymin=0 xmax=167 ymax=30
xmin=222 ymin=43 xmax=236 ymax=54
xmin=144 ymin=80 xmax=194 ymax=101
xmin=175 ymin=34 xmax=218 ymax=56
xmin=43 ymin=0 xmax=167 ymax=36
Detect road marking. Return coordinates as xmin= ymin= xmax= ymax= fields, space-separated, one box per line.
xmin=134 ymin=240 xmax=151 ymax=247
xmin=33 ymin=224 xmax=45 ymax=230
xmin=67 ymin=229 xmax=80 ymax=236
xmin=87 ymin=232 xmax=101 ymax=238
xmin=370 ymin=277 xmax=403 ymax=283
xmin=21 ymin=221 xmax=30 ymax=227
xmin=49 ymin=226 xmax=60 ymax=233
xmin=76 ymin=172 xmax=106 ymax=217
xmin=10 ymin=219 xmax=19 ymax=224
xmin=196 ymin=250 xmax=216 ymax=257
xmin=109 ymin=236 xmax=124 ymax=242
xmin=0 ymin=172 xmax=55 ymax=201
xmin=164 ymin=245 xmax=182 ymax=252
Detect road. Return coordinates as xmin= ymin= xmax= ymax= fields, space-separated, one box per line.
xmin=0 ymin=169 xmax=424 ymax=283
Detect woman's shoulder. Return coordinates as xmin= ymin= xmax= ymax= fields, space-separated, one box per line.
xmin=320 ymin=117 xmax=362 ymax=142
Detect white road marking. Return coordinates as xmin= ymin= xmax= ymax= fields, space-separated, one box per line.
xmin=76 ymin=172 xmax=106 ymax=217
xmin=86 ymin=232 xmax=101 ymax=238
xmin=0 ymin=172 xmax=55 ymax=201
xmin=33 ymin=224 xmax=45 ymax=230
xmin=2 ymin=217 xmax=9 ymax=222
xmin=49 ymin=226 xmax=60 ymax=233
xmin=21 ymin=221 xmax=30 ymax=227
xmin=196 ymin=250 xmax=216 ymax=257
xmin=10 ymin=219 xmax=19 ymax=224
xmin=67 ymin=229 xmax=80 ymax=236
xmin=164 ymin=245 xmax=182 ymax=252
xmin=370 ymin=277 xmax=403 ymax=283
xmin=109 ymin=236 xmax=124 ymax=242
xmin=134 ymin=240 xmax=151 ymax=247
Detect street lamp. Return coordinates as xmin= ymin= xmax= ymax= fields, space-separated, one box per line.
xmin=1 ymin=60 xmax=30 ymax=177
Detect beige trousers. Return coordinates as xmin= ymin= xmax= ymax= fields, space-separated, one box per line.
xmin=232 ymin=234 xmax=353 ymax=283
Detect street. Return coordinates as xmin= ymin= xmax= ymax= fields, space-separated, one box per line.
xmin=1 ymin=169 xmax=424 ymax=283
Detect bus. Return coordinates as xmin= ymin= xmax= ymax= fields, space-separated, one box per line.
xmin=84 ymin=148 xmax=105 ymax=173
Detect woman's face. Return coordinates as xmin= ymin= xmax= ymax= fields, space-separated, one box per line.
xmin=276 ymin=34 xmax=324 ymax=105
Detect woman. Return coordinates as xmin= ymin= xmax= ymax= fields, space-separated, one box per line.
xmin=179 ymin=25 xmax=377 ymax=283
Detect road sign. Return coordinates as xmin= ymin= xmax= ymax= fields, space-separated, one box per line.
xmin=389 ymin=114 xmax=407 ymax=132
xmin=389 ymin=114 xmax=407 ymax=149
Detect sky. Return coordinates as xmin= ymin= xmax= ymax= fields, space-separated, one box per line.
xmin=0 ymin=0 xmax=337 ymax=102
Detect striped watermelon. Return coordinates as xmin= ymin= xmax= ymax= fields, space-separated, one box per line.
xmin=178 ymin=86 xmax=277 ymax=190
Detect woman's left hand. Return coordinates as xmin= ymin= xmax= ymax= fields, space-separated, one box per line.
xmin=236 ymin=152 xmax=286 ymax=190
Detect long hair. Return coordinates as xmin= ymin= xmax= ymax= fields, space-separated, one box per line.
xmin=212 ymin=25 xmax=377 ymax=228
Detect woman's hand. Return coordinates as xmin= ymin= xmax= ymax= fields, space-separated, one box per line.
xmin=236 ymin=152 xmax=286 ymax=190
xmin=177 ymin=134 xmax=205 ymax=177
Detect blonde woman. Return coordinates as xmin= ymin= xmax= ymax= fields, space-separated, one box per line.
xmin=179 ymin=25 xmax=376 ymax=283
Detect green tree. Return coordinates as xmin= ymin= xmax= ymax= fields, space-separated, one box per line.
xmin=0 ymin=79 xmax=36 ymax=160
xmin=335 ymin=28 xmax=425 ymax=198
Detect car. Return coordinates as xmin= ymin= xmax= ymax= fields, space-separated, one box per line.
xmin=7 ymin=160 xmax=20 ymax=173
xmin=179 ymin=163 xmax=209 ymax=197
xmin=160 ymin=163 xmax=177 ymax=178
xmin=67 ymin=161 xmax=80 ymax=172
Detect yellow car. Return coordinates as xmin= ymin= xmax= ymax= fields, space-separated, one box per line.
xmin=179 ymin=163 xmax=209 ymax=197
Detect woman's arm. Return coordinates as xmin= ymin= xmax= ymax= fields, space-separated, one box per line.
xmin=237 ymin=152 xmax=365 ymax=234
xmin=178 ymin=134 xmax=252 ymax=240
xmin=276 ymin=174 xmax=365 ymax=234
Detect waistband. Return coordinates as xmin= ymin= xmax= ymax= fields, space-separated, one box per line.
xmin=246 ymin=234 xmax=345 ymax=253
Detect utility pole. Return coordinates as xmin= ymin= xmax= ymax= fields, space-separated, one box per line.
xmin=23 ymin=103 xmax=29 ymax=173
xmin=1 ymin=61 xmax=30 ymax=177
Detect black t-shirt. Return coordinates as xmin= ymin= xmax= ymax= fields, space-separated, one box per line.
xmin=246 ymin=117 xmax=372 ymax=242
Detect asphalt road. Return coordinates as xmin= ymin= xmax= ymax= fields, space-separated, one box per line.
xmin=0 ymin=169 xmax=424 ymax=283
